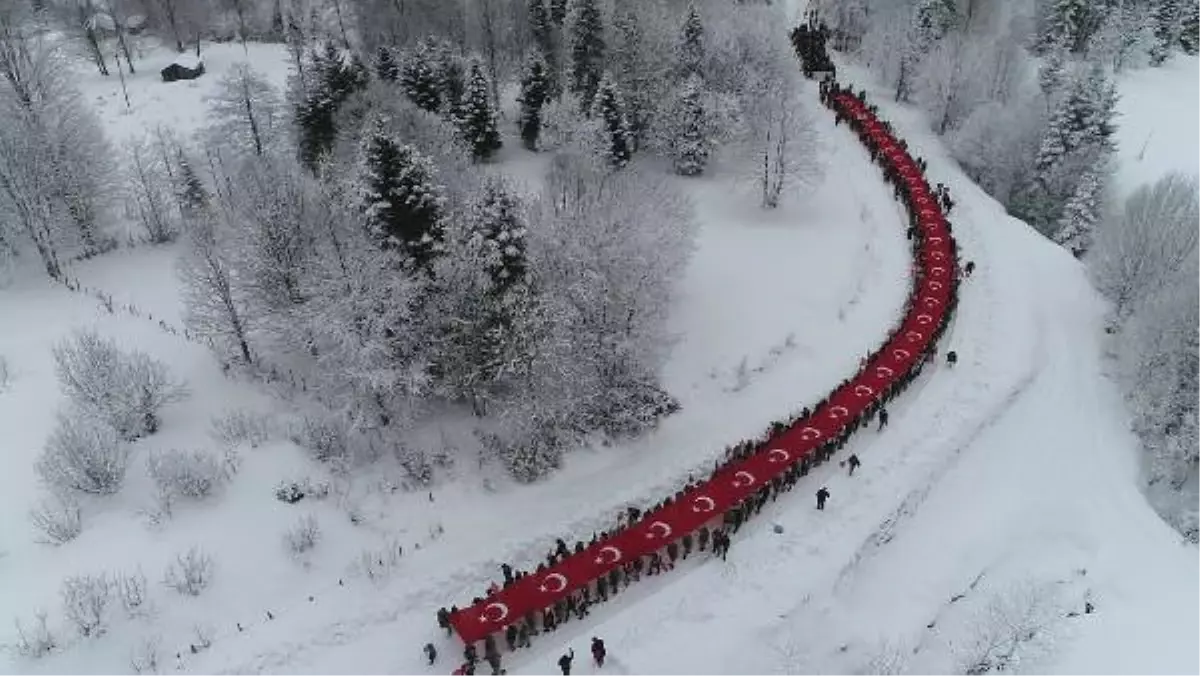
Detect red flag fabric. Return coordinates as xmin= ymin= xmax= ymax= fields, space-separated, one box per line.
xmin=449 ymin=92 xmax=957 ymax=646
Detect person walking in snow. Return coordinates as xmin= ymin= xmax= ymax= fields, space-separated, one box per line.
xmin=558 ymin=649 xmax=575 ymax=675
xmin=591 ymin=637 xmax=607 ymax=668
xmin=878 ymin=407 xmax=889 ymax=431
xmin=816 ymin=487 xmax=830 ymax=511
xmin=847 ymin=454 xmax=861 ymax=476
xmin=464 ymin=643 xmax=478 ymax=665
xmin=946 ymin=350 xmax=958 ymax=367
xmin=437 ymin=607 xmax=452 ymax=635
xmin=486 ymin=652 xmax=502 ymax=675
xmin=424 ymin=643 xmax=438 ymax=665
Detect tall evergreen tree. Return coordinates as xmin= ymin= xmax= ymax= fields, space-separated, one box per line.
xmin=668 ymin=75 xmax=710 ymax=176
xmin=549 ymin=0 xmax=567 ymax=26
xmin=175 ymin=153 xmax=209 ymax=221
xmin=528 ymin=0 xmax=553 ymax=55
xmin=1054 ymin=168 xmax=1102 ymax=256
xmin=568 ymin=0 xmax=606 ymax=106
xmin=1039 ymin=0 xmax=1110 ymax=54
xmin=1150 ymin=0 xmax=1184 ymax=64
xmin=357 ymin=121 xmax=445 ymax=271
xmin=376 ymin=45 xmax=398 ymax=81
xmin=469 ymin=178 xmax=527 ymax=292
xmin=1181 ymin=1 xmax=1199 ymax=54
xmin=401 ymin=49 xmax=444 ymax=113
xmin=592 ymin=74 xmax=633 ymax=168
xmin=459 ymin=60 xmax=503 ymax=161
xmin=518 ymin=52 xmax=551 ymax=150
xmin=677 ymin=4 xmax=705 ymax=79
xmin=295 ymin=43 xmax=368 ymax=170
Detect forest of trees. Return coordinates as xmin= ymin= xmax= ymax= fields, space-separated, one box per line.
xmin=0 ymin=0 xmax=826 ymax=483
xmin=0 ymin=0 xmax=1194 ymax=531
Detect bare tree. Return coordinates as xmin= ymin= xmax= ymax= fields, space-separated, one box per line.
xmin=60 ymin=573 xmax=112 ymax=638
xmin=127 ymin=136 xmax=180 ymax=243
xmin=1090 ymin=173 xmax=1200 ymax=321
xmin=204 ymin=63 xmax=285 ymax=159
xmin=36 ymin=409 xmax=130 ymax=495
xmin=162 ymin=547 xmax=214 ymax=596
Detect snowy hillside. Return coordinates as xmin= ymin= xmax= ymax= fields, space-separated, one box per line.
xmin=1 ymin=3 xmax=1196 ymax=675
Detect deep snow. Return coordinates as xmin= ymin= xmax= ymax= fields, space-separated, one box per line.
xmin=1 ymin=34 xmax=1196 ymax=676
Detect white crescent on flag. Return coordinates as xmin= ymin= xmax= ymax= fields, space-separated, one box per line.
xmin=854 ymin=384 xmax=874 ymax=398
xmin=768 ymin=448 xmax=790 ymax=463
xmin=893 ymin=348 xmax=912 ymax=361
xmin=733 ymin=470 xmax=756 ymax=488
xmin=538 ymin=573 xmax=568 ymax=594
xmin=928 ymin=236 xmax=942 ymax=244
xmin=646 ymin=521 xmax=672 ymax=539
xmin=924 ymin=297 xmax=940 ymax=308
xmin=929 ymin=280 xmax=943 ymax=291
xmin=931 ymin=266 xmax=946 ymax=276
xmin=905 ymin=330 xmax=923 ymax=343
xmin=481 ymin=602 xmax=509 ymax=623
xmin=692 ymin=495 xmax=716 ymax=512
xmin=876 ymin=366 xmax=895 ymax=378
xmin=594 ymin=546 xmax=622 ymax=565
xmin=917 ymin=313 xmax=934 ymax=325
xmin=799 ymin=426 xmax=822 ymax=440
xmin=931 ymin=250 xmax=946 ymax=261
xmin=829 ymin=405 xmax=850 ymax=419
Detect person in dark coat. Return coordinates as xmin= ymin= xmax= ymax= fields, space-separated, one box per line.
xmin=878 ymin=407 xmax=889 ymax=431
xmin=501 ymin=563 xmax=513 ymax=585
xmin=596 ymin=575 xmax=608 ymax=602
xmin=591 ymin=637 xmax=607 ymax=668
xmin=505 ymin=625 xmax=518 ymax=651
xmin=437 ymin=607 xmax=452 ymax=635
xmin=847 ymin=454 xmax=861 ymax=476
xmin=698 ymin=526 xmax=710 ymax=552
xmin=816 ymin=487 xmax=830 ymax=510
xmin=464 ymin=643 xmax=478 ymax=665
xmin=486 ymin=652 xmax=502 ymax=675
xmin=558 ymin=648 xmax=575 ymax=675
xmin=424 ymin=643 xmax=438 ymax=665
xmin=946 ymin=350 xmax=958 ymax=367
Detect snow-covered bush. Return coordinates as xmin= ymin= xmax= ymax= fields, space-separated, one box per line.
xmin=163 ymin=547 xmax=213 ymax=596
xmin=35 ymin=410 xmax=130 ymax=495
xmin=115 ymin=569 xmax=148 ymax=616
xmin=283 ymin=514 xmax=321 ymax=556
xmin=274 ymin=478 xmax=330 ymax=504
xmin=957 ymin=582 xmax=1059 ymax=675
xmin=147 ymin=448 xmax=225 ymax=504
xmin=60 ymin=574 xmax=112 ymax=638
xmin=28 ymin=491 xmax=83 ymax=545
xmin=13 ymin=610 xmax=56 ymax=659
xmin=52 ymin=330 xmax=188 ymax=440
xmin=129 ymin=635 xmax=161 ymax=674
xmin=289 ymin=415 xmax=350 ymax=464
xmin=209 ymin=410 xmax=272 ymax=448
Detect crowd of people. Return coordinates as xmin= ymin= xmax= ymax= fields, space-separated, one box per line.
xmin=432 ymin=19 xmax=967 ymax=674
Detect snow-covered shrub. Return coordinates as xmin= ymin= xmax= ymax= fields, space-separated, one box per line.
xmin=957 ymin=582 xmax=1059 ymax=675
xmin=274 ymin=477 xmax=330 ymax=504
xmin=538 ymin=93 xmax=605 ymax=154
xmin=163 ymin=547 xmax=213 ymax=596
xmin=35 ymin=410 xmax=130 ymax=495
xmin=28 ymin=491 xmax=83 ymax=545
xmin=208 ymin=410 xmax=272 ymax=448
xmin=289 ymin=415 xmax=349 ymax=464
xmin=52 ymin=330 xmax=188 ymax=440
xmin=283 ymin=514 xmax=321 ymax=556
xmin=147 ymin=448 xmax=225 ymax=503
xmin=116 ymin=569 xmax=148 ymax=616
xmin=60 ymin=574 xmax=112 ymax=638
xmin=129 ymin=635 xmax=161 ymax=674
xmin=13 ymin=610 xmax=56 ymax=659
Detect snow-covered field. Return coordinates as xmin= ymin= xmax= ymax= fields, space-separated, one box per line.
xmin=2 ymin=40 xmax=911 ymax=674
xmin=1 ymin=36 xmax=1196 ymax=676
xmin=1113 ymin=54 xmax=1200 ymax=198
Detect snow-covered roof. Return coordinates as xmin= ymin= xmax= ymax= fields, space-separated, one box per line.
xmin=171 ymin=53 xmax=204 ymax=70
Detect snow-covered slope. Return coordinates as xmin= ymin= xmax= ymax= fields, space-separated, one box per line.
xmin=1113 ymin=54 xmax=1200 ymax=197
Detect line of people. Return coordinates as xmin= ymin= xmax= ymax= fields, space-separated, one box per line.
xmin=435 ymin=26 xmax=966 ymax=673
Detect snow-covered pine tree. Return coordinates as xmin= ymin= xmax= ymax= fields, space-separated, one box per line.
xmin=375 ymin=45 xmax=398 ymax=81
xmin=1181 ymin=1 xmax=1199 ymax=54
xmin=357 ymin=121 xmax=446 ymax=271
xmin=610 ymin=5 xmax=656 ymax=146
xmin=1039 ymin=0 xmax=1110 ymax=54
xmin=295 ymin=43 xmax=368 ymax=170
xmin=1150 ymin=0 xmax=1184 ymax=64
xmin=518 ymin=52 xmax=551 ymax=150
xmin=668 ymin=75 xmax=710 ymax=176
xmin=568 ymin=0 xmax=605 ymax=106
xmin=528 ymin=0 xmax=553 ymax=56
xmin=897 ymin=0 xmax=958 ymax=101
xmin=469 ymin=177 xmax=527 ymax=292
xmin=1089 ymin=1 xmax=1157 ymax=71
xmin=1039 ymin=41 xmax=1069 ymax=95
xmin=433 ymin=41 xmax=467 ymax=121
xmin=592 ymin=74 xmax=633 ymax=168
xmin=1054 ymin=168 xmax=1103 ymax=255
xmin=458 ymin=59 xmax=502 ymax=161
xmin=400 ymin=48 xmax=443 ymax=113
xmin=549 ymin=0 xmax=567 ymax=26
xmin=175 ymin=152 xmax=209 ymax=222
xmin=678 ymin=3 xmax=705 ymax=79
